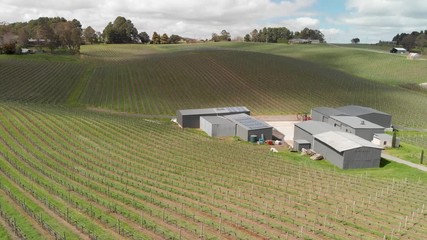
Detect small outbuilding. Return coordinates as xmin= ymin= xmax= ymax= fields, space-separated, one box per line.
xmin=199 ymin=116 xmax=235 ymax=137
xmin=390 ymin=47 xmax=407 ymax=54
xmin=293 ymin=139 xmax=311 ymax=152
xmin=294 ymin=120 xmax=337 ymax=145
xmin=311 ymin=107 xmax=348 ymax=123
xmin=225 ymin=114 xmax=273 ymax=141
xmin=335 ymin=105 xmax=392 ymax=128
xmin=372 ymin=133 xmax=400 ymax=148
xmin=328 ymin=116 xmax=385 ymax=141
xmin=313 ymin=131 xmax=383 ymax=169
xmin=176 ymin=106 xmax=250 ymax=128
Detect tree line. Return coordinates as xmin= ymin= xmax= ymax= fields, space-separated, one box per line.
xmin=0 ymin=16 xmax=327 ymax=55
xmin=243 ymin=27 xmax=325 ymax=43
xmin=392 ymin=31 xmax=427 ymax=52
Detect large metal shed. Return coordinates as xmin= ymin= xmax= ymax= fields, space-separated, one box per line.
xmin=335 ymin=105 xmax=392 ymax=128
xmin=200 ymin=116 xmax=235 ymax=137
xmin=176 ymin=106 xmax=250 ymax=128
xmin=311 ymin=107 xmax=347 ymax=123
xmin=327 ymin=116 xmax=385 ymax=141
xmin=225 ymin=114 xmax=273 ymax=141
xmin=293 ymin=120 xmax=337 ymax=147
xmin=313 ymin=131 xmax=383 ymax=169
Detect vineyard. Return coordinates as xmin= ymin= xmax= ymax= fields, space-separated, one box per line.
xmin=0 ymin=43 xmax=427 ymax=239
xmin=0 ymin=102 xmax=426 ymax=240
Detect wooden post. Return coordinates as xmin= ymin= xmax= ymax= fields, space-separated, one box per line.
xmin=421 ymin=150 xmax=424 ymax=164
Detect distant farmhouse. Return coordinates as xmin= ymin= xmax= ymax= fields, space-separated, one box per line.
xmin=294 ymin=105 xmax=395 ymax=169
xmin=390 ymin=47 xmax=407 ymax=54
xmin=177 ymin=107 xmax=272 ymax=142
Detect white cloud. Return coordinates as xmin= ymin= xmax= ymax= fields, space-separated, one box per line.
xmin=281 ymin=17 xmax=320 ymax=31
xmin=334 ymin=0 xmax=427 ymax=42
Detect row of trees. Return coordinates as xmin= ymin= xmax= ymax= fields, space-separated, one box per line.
xmin=243 ymin=27 xmax=324 ymax=43
xmin=0 ymin=16 xmax=186 ymax=54
xmin=0 ymin=17 xmax=83 ymax=54
xmin=392 ymin=31 xmax=427 ymax=51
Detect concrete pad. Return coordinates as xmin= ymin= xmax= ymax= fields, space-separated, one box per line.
xmin=265 ymin=120 xmax=301 ymax=146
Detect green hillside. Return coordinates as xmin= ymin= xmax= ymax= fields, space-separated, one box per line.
xmin=0 ymin=43 xmax=427 ymax=239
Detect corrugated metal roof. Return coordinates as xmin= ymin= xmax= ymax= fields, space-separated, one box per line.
xmin=178 ymin=106 xmax=250 ymax=116
xmin=225 ymin=113 xmax=272 ymax=130
xmin=295 ymin=120 xmax=337 ymax=135
xmin=314 ymin=131 xmax=383 ymax=152
xmin=330 ymin=116 xmax=384 ymax=129
xmin=312 ymin=107 xmax=347 ymax=117
xmin=200 ymin=116 xmax=234 ymax=125
xmin=335 ymin=105 xmax=390 ymax=117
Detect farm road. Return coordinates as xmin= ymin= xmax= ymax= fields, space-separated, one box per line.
xmin=381 ymin=153 xmax=427 ymax=172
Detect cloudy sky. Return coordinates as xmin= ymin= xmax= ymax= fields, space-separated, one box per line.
xmin=1 ymin=0 xmax=426 ymax=43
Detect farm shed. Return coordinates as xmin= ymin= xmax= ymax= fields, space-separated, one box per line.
xmin=328 ymin=116 xmax=385 ymax=141
xmin=313 ymin=131 xmax=383 ymax=169
xmin=293 ymin=139 xmax=311 ymax=151
xmin=335 ymin=105 xmax=392 ymax=128
xmin=200 ymin=116 xmax=235 ymax=137
xmin=390 ymin=47 xmax=407 ymax=54
xmin=372 ymin=133 xmax=400 ymax=148
xmin=224 ymin=114 xmax=273 ymax=141
xmin=176 ymin=106 xmax=250 ymax=128
xmin=311 ymin=107 xmax=348 ymax=123
xmin=293 ymin=120 xmax=337 ymax=147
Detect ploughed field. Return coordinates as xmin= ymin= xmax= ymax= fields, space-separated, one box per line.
xmin=0 ymin=43 xmax=427 ymax=239
xmin=0 ymin=102 xmax=426 ymax=239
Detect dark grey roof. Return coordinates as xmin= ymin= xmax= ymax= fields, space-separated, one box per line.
xmin=295 ymin=120 xmax=337 ymax=135
xmin=200 ymin=116 xmax=234 ymax=125
xmin=178 ymin=106 xmax=249 ymax=116
xmin=314 ymin=131 xmax=383 ymax=152
xmin=335 ymin=105 xmax=390 ymax=117
xmin=225 ymin=114 xmax=272 ymax=130
xmin=330 ymin=116 xmax=384 ymax=129
xmin=311 ymin=107 xmax=347 ymax=117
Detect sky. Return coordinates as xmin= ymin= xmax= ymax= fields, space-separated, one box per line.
xmin=1 ymin=0 xmax=427 ymax=43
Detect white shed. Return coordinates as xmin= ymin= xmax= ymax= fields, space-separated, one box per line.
xmin=200 ymin=116 xmax=235 ymax=137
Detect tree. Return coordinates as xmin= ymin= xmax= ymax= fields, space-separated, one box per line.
xmin=53 ymin=21 xmax=82 ymax=54
xmin=401 ymin=34 xmax=417 ymax=50
xmin=83 ymin=26 xmax=98 ymax=44
xmin=138 ymin=31 xmax=150 ymax=44
xmin=211 ymin=33 xmax=219 ymax=42
xmin=220 ymin=30 xmax=231 ymax=41
xmin=152 ymin=32 xmax=160 ymax=44
xmin=415 ymin=33 xmax=427 ymax=52
xmin=160 ymin=33 xmax=169 ymax=44
xmin=102 ymin=16 xmax=138 ymax=44
xmin=244 ymin=34 xmax=251 ymax=42
xmin=169 ymin=34 xmax=181 ymax=44
xmin=250 ymin=29 xmax=259 ymax=42
xmin=351 ymin=38 xmax=360 ymax=44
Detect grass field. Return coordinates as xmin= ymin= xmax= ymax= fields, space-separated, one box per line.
xmin=0 ymin=42 xmax=427 ymax=239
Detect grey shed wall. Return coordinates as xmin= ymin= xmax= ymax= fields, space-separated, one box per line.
xmin=200 ymin=117 xmax=235 ymax=137
xmin=294 ymin=126 xmax=316 ymax=145
xmin=235 ymin=126 xmax=272 ymax=141
xmin=294 ymin=140 xmax=311 ymax=151
xmin=327 ymin=118 xmax=384 ymax=141
xmin=312 ymin=139 xmax=381 ymax=169
xmin=176 ymin=107 xmax=250 ymax=128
